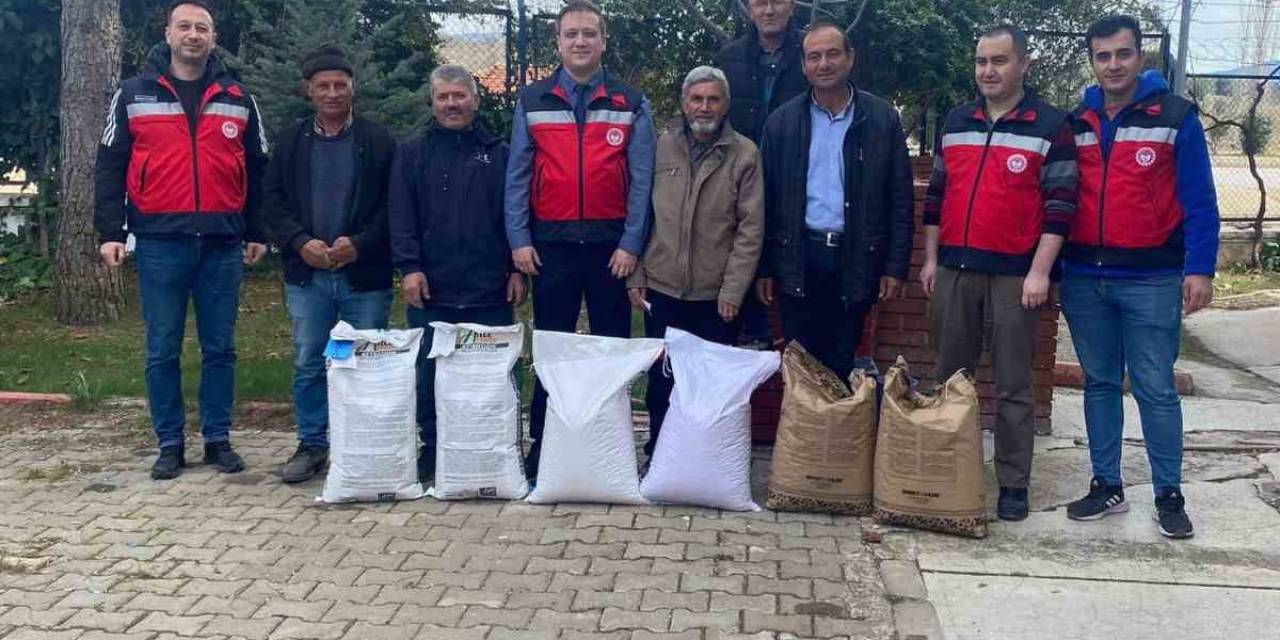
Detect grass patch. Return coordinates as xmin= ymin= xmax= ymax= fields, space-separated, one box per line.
xmin=0 ymin=260 xmax=652 ymax=409
xmin=0 ymin=259 xmax=294 ymax=401
xmin=1214 ymin=268 xmax=1280 ymax=298
xmin=18 ymin=464 xmax=71 ymax=482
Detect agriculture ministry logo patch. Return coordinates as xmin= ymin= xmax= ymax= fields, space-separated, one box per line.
xmin=222 ymin=122 xmax=240 ymax=139
xmin=1006 ymin=153 xmax=1028 ymax=174
xmin=1135 ymin=146 xmax=1157 ymax=167
xmin=606 ymin=127 xmax=625 ymax=147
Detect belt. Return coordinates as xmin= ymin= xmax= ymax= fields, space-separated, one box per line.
xmin=806 ymin=229 xmax=843 ymax=248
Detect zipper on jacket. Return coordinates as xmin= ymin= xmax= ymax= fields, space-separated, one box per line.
xmin=1095 ymin=117 xmax=1112 ymax=265
xmin=577 ymin=107 xmax=586 ymax=221
xmin=960 ymin=122 xmax=997 ymax=267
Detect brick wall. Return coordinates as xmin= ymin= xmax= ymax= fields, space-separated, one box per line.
xmin=750 ymin=155 xmax=1058 ymax=440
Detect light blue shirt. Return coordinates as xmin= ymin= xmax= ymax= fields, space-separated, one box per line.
xmin=805 ymin=87 xmax=856 ymax=233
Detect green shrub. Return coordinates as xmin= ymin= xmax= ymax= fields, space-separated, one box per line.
xmin=0 ymin=232 xmax=52 ymax=301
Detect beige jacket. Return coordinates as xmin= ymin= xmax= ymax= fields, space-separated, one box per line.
xmin=628 ymin=119 xmax=764 ymax=306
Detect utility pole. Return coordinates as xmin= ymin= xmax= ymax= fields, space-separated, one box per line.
xmin=1173 ymin=0 xmax=1192 ymax=94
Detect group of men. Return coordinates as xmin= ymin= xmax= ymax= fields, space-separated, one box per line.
xmin=95 ymin=0 xmax=1218 ymax=541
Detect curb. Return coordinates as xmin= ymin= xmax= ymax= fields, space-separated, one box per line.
xmin=1054 ymin=362 xmax=1195 ymax=396
xmin=0 ymin=392 xmax=73 ymax=405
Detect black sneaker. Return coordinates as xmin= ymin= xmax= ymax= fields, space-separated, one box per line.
xmin=417 ymin=446 xmax=436 ymax=483
xmin=1067 ymin=477 xmax=1128 ymax=521
xmin=997 ymin=487 xmax=1029 ymax=521
xmin=281 ymin=445 xmax=328 ymax=483
xmin=1154 ymin=488 xmax=1195 ymax=539
xmin=203 ymin=442 xmax=246 ymax=473
xmin=151 ymin=446 xmax=186 ymax=480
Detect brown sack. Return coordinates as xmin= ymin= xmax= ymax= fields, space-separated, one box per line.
xmin=873 ymin=356 xmax=987 ymax=538
xmin=766 ymin=342 xmax=878 ymax=515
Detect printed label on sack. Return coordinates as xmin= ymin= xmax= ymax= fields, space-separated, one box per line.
xmin=455 ymin=329 xmax=514 ymax=353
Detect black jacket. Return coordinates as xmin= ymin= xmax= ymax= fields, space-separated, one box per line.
xmin=388 ymin=122 xmax=513 ymax=309
xmin=262 ymin=115 xmax=396 ymax=291
xmin=714 ymin=23 xmax=809 ymax=143
xmin=759 ymin=88 xmax=915 ymax=305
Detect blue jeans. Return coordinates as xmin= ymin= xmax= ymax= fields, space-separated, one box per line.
xmin=1060 ymin=272 xmax=1184 ymax=493
xmin=134 ymin=236 xmax=244 ymax=450
xmin=406 ymin=304 xmax=515 ymax=448
xmin=285 ymin=271 xmax=392 ymax=448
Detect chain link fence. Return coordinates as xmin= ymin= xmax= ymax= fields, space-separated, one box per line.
xmin=1189 ymin=72 xmax=1280 ymax=223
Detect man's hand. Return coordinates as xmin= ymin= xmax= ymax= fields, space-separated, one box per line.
xmin=718 ymin=300 xmax=739 ymax=323
xmin=878 ymin=276 xmax=903 ymax=301
xmin=402 ymin=272 xmax=429 ymax=309
xmin=627 ymin=287 xmax=648 ymax=312
xmin=244 ymin=243 xmax=267 ymax=265
xmin=756 ymin=278 xmax=775 ymax=306
xmin=300 ymin=239 xmax=332 ymax=270
xmin=1021 ymin=270 xmax=1051 ymax=310
xmin=608 ymin=249 xmax=638 ymax=279
xmin=919 ymin=260 xmax=938 ymax=298
xmin=100 ymin=242 xmax=126 ymax=268
xmin=507 ymin=273 xmax=528 ymax=305
xmin=327 ymin=236 xmax=358 ymax=270
xmin=1184 ymin=274 xmax=1213 ymax=315
xmin=513 ymin=246 xmax=541 ymax=276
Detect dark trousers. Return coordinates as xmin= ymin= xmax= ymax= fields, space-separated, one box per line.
xmin=406 ymin=304 xmax=515 ymax=448
xmin=642 ymin=291 xmax=742 ymax=458
xmin=930 ymin=267 xmax=1039 ymax=488
xmin=527 ymin=242 xmax=632 ymax=475
xmin=778 ymin=238 xmax=872 ymax=381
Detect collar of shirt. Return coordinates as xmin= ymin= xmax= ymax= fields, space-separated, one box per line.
xmin=314 ymin=112 xmax=354 ymax=137
xmin=809 ymin=83 xmax=856 ymax=123
xmin=557 ymin=67 xmax=604 ymax=99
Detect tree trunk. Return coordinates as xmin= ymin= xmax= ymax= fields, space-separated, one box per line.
xmin=54 ymin=0 xmax=126 ymax=325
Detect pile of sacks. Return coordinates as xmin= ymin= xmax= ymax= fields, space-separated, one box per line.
xmin=318 ymin=321 xmax=987 ymax=538
xmin=766 ymin=347 xmax=986 ymax=538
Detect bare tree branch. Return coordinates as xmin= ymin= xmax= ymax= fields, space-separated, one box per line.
xmin=677 ymin=0 xmax=730 ymax=45
xmin=1190 ymin=64 xmax=1280 ymax=268
xmin=795 ymin=0 xmax=870 ymax=37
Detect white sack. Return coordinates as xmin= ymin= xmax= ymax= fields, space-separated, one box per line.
xmin=526 ymin=330 xmax=664 ymax=505
xmin=640 ymin=328 xmax=780 ymax=511
xmin=425 ymin=322 xmax=528 ymax=500
xmin=320 ymin=321 xmax=425 ymax=503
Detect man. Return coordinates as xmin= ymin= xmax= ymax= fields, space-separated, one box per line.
xmin=920 ymin=25 xmax=1077 ymax=522
xmin=391 ymin=65 xmax=523 ymax=482
xmin=1061 ymin=15 xmax=1219 ymax=539
xmin=714 ymin=0 xmax=808 ymax=145
xmin=95 ymin=0 xmax=269 ymax=480
xmin=505 ymin=0 xmax=655 ymax=479
xmin=626 ymin=66 xmax=763 ymax=460
xmin=261 ymin=46 xmax=397 ymax=483
xmin=714 ymin=0 xmax=809 ymax=349
xmin=756 ymin=23 xmax=913 ymax=381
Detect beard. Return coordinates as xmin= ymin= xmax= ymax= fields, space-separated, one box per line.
xmin=688 ymin=118 xmax=720 ymax=137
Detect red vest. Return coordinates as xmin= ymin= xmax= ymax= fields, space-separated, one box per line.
xmin=520 ymin=73 xmax=644 ymax=229
xmin=124 ymin=77 xmax=257 ymax=218
xmin=936 ymin=95 xmax=1070 ymax=273
xmin=1067 ymin=94 xmax=1191 ymax=269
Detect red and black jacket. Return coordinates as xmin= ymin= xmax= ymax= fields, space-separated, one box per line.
xmin=94 ymin=46 xmax=269 ymax=244
xmin=923 ymin=89 xmax=1077 ymax=275
xmin=518 ymin=71 xmax=644 ymax=244
xmin=1066 ymin=93 xmax=1193 ymax=270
